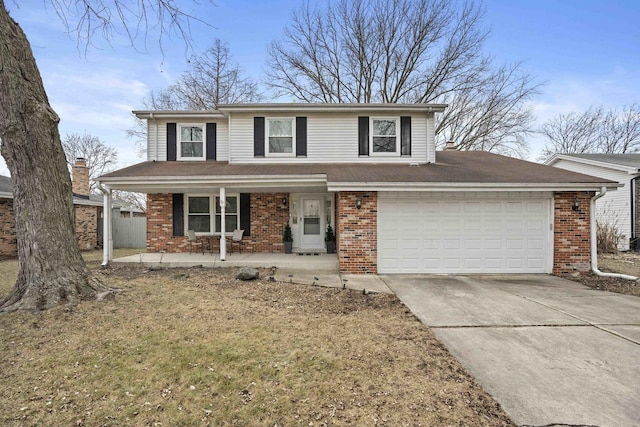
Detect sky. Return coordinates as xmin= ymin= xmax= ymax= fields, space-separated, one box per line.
xmin=1 ymin=0 xmax=639 ymax=176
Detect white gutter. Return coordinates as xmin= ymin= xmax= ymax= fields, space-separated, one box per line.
xmin=591 ymin=186 xmax=638 ymax=280
xmin=97 ymin=184 xmax=113 ymax=266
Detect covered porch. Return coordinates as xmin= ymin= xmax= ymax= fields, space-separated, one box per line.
xmin=113 ymin=251 xmax=338 ymax=270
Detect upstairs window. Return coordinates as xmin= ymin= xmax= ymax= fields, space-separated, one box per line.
xmin=371 ymin=118 xmax=399 ymax=155
xmin=267 ymin=118 xmax=294 ymax=155
xmin=178 ymin=124 xmax=205 ymax=160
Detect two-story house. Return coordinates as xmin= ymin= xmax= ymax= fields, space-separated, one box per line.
xmin=98 ymin=103 xmax=616 ymax=276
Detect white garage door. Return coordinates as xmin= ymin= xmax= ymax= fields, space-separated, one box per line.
xmin=378 ymin=192 xmax=552 ymax=274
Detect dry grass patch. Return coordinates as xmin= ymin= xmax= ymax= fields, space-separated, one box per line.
xmin=0 ymin=261 xmax=514 ymax=426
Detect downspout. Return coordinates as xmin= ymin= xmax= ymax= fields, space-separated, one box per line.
xmin=97 ymin=183 xmax=113 ymax=266
xmin=591 ymin=186 xmax=638 ymax=280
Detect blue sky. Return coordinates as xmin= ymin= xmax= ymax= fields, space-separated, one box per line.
xmin=1 ymin=0 xmax=639 ymax=176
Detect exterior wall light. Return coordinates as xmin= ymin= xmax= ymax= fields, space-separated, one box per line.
xmin=282 ymin=197 xmax=287 ymax=206
xmin=356 ymin=198 xmax=362 ymax=209
xmin=572 ymin=199 xmax=580 ymax=211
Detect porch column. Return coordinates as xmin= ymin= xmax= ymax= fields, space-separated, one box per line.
xmin=220 ymin=187 xmax=226 ymax=261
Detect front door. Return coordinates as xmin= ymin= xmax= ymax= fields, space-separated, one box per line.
xmin=300 ymin=196 xmax=324 ymax=249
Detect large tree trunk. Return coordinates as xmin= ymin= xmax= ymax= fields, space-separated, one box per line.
xmin=0 ymin=1 xmax=112 ymax=312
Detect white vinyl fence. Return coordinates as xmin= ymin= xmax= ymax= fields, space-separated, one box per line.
xmin=112 ymin=216 xmax=147 ymax=248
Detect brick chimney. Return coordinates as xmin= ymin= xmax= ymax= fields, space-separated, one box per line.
xmin=71 ymin=157 xmax=90 ymax=196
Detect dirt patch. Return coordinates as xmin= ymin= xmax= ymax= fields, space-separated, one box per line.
xmin=570 ymin=254 xmax=640 ymax=297
xmin=0 ymin=264 xmax=515 ymax=426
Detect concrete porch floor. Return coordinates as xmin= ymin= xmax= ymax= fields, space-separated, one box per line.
xmin=112 ymin=252 xmax=392 ymax=294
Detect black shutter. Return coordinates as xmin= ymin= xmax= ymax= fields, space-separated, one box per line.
xmin=358 ymin=116 xmax=369 ymax=156
xmin=401 ymin=116 xmax=411 ymax=156
xmin=167 ymin=123 xmax=177 ymax=161
xmin=206 ymin=123 xmax=217 ymax=160
xmin=172 ymin=193 xmax=184 ymax=236
xmin=240 ymin=193 xmax=251 ymax=236
xmin=254 ymin=117 xmax=265 ymax=157
xmin=296 ymin=117 xmax=307 ymax=157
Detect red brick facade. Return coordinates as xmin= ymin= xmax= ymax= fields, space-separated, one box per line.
xmin=337 ymin=191 xmax=378 ymax=274
xmin=143 ymin=190 xmax=596 ymax=277
xmin=74 ymin=205 xmax=98 ymax=250
xmin=0 ymin=199 xmax=16 ymax=257
xmin=553 ymin=191 xmax=594 ymax=276
xmin=146 ymin=193 xmax=289 ymax=253
xmin=0 ymin=198 xmax=98 ymax=256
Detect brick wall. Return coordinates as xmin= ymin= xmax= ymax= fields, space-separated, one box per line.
xmin=146 ymin=192 xmax=289 ymax=253
xmin=146 ymin=193 xmax=186 ymax=252
xmin=553 ymin=191 xmax=594 ymax=276
xmin=1 ymin=198 xmax=97 ymax=255
xmin=74 ymin=205 xmax=98 ymax=250
xmin=337 ymin=191 xmax=377 ymax=274
xmin=0 ymin=199 xmax=17 ymax=257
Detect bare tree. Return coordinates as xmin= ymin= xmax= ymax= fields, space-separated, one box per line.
xmin=145 ymin=39 xmax=261 ymax=109
xmin=0 ymin=0 xmax=205 ymax=313
xmin=113 ymin=190 xmax=146 ymax=214
xmin=62 ymin=132 xmax=118 ymax=192
xmin=539 ymin=105 xmax=640 ymax=160
xmin=129 ymin=38 xmax=260 ymax=154
xmin=266 ymin=0 xmax=540 ymax=156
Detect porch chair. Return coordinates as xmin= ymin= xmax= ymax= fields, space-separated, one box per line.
xmin=229 ymin=229 xmax=245 ymax=254
xmin=186 ymin=229 xmax=206 ymax=254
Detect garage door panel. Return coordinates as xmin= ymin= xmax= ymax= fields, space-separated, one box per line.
xmin=465 ymin=239 xmax=482 ymax=250
xmin=378 ymin=193 xmax=551 ymax=274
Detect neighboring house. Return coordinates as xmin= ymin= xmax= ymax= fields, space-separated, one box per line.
xmin=546 ymin=153 xmax=640 ymax=251
xmin=97 ymin=103 xmax=616 ymax=275
xmin=0 ymin=158 xmax=105 ymax=256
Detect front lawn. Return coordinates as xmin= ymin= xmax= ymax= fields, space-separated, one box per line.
xmin=0 ymin=254 xmax=513 ymax=426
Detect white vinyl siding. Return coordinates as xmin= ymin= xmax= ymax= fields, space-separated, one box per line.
xmin=553 ymin=159 xmax=634 ymax=250
xmin=378 ymin=191 xmax=553 ymax=274
xmin=228 ymin=112 xmax=431 ymax=164
xmin=146 ymin=119 xmax=229 ymax=162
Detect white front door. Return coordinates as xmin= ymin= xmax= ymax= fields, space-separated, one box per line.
xmin=299 ymin=196 xmax=324 ymax=249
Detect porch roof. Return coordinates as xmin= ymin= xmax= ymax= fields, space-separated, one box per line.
xmin=97 ymin=151 xmax=618 ymax=193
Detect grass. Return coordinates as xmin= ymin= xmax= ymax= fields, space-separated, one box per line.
xmin=0 ymin=251 xmax=514 ymax=426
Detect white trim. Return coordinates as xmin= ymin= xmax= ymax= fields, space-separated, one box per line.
xmin=546 ymin=154 xmax=640 ymax=174
xmin=370 ymin=117 xmax=400 ymax=156
xmin=216 ymin=103 xmax=448 ymax=113
xmin=266 ymin=117 xmax=296 ymax=157
xmin=177 ymin=123 xmax=206 ymax=161
xmin=327 ymin=182 xmax=622 ymax=192
xmin=134 ymin=110 xmax=225 ymax=120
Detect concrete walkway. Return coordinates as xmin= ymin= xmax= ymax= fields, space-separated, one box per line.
xmin=382 ymin=274 xmax=640 ymax=427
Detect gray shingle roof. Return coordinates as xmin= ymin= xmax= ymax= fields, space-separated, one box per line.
xmin=0 ymin=174 xmax=105 ymax=206
xmin=0 ymin=175 xmax=12 ymax=194
xmin=99 ymin=151 xmax=615 ymax=186
xmin=558 ymin=153 xmax=640 ymax=170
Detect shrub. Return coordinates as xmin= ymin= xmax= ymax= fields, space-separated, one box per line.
xmin=597 ymin=220 xmax=624 ymax=254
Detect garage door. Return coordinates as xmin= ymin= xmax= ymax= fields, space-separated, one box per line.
xmin=378 ymin=192 xmax=552 ymax=274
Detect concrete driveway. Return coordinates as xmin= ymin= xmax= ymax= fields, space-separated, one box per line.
xmin=382 ymin=275 xmax=640 ymax=427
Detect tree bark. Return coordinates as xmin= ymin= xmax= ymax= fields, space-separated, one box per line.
xmin=0 ymin=1 xmax=112 ymax=313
